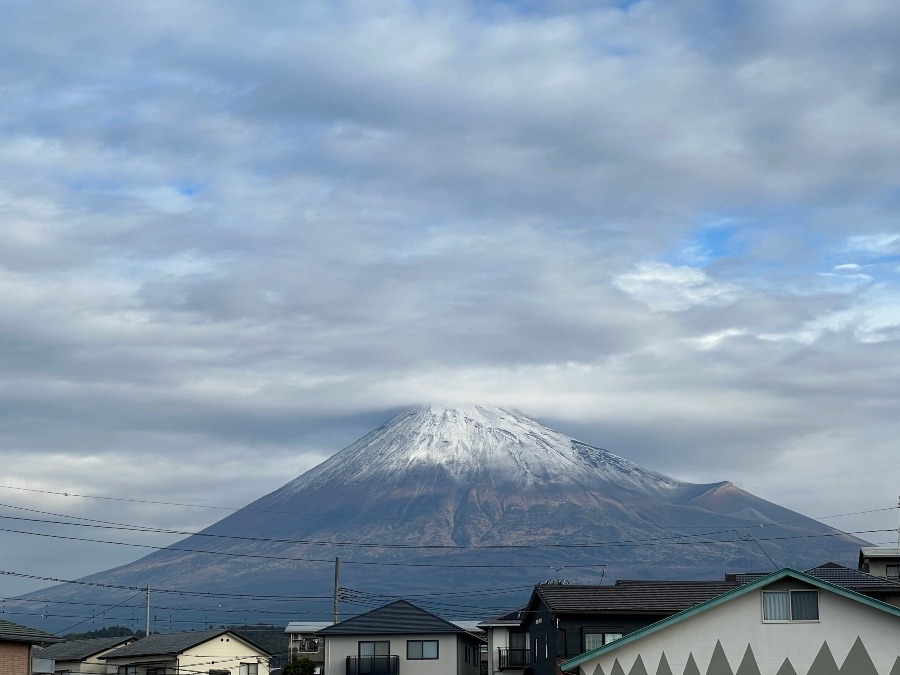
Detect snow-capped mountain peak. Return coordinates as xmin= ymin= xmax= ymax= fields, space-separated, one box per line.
xmin=280 ymin=405 xmax=685 ymax=498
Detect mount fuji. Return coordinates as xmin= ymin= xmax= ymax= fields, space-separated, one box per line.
xmin=14 ymin=405 xmax=866 ymax=629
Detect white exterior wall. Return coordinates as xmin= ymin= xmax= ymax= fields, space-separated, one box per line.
xmin=179 ymin=635 xmax=270 ymax=675
xmin=104 ymin=635 xmax=269 ymax=675
xmin=485 ymin=626 xmax=509 ymax=675
xmin=572 ymin=580 xmax=900 ymax=675
xmin=55 ymin=657 xmax=110 ymax=675
xmin=323 ymin=634 xmax=460 ymax=675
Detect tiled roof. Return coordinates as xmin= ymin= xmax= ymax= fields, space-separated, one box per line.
xmin=35 ymin=636 xmax=134 ymax=661
xmin=534 ymin=581 xmax=741 ymax=614
xmin=728 ymin=562 xmax=900 ymax=590
xmin=0 ymin=618 xmax=60 ymax=644
xmin=102 ymin=630 xmax=271 ymax=659
xmin=807 ymin=562 xmax=900 ymax=589
xmin=317 ymin=600 xmax=468 ymax=636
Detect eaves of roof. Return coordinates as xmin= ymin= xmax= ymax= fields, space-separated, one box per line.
xmin=559 ymin=568 xmax=900 ymax=673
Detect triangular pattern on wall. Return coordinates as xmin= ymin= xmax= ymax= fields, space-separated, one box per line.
xmin=706 ymin=640 xmax=734 ymax=675
xmin=735 ymin=645 xmax=762 ymax=675
xmin=775 ymin=659 xmax=798 ymax=675
xmin=889 ymin=656 xmax=900 ymax=675
xmin=807 ymin=642 xmax=840 ymax=675
xmin=629 ymin=655 xmax=649 ymax=675
xmin=591 ymin=664 xmax=607 ymax=675
xmin=610 ymin=659 xmax=627 ymax=675
xmin=683 ymin=654 xmax=702 ymax=675
xmin=839 ymin=636 xmax=878 ymax=675
xmin=655 ymin=653 xmax=674 ymax=675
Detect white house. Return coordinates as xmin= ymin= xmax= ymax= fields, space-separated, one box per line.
xmin=560 ymin=568 xmax=900 ymax=675
xmin=34 ymin=636 xmax=135 ymax=675
xmin=101 ymin=629 xmax=271 ymax=675
xmin=477 ymin=607 xmax=529 ymax=675
xmin=316 ymin=599 xmax=484 ymax=675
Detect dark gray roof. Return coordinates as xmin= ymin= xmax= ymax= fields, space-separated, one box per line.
xmin=729 ymin=562 xmax=900 ymax=590
xmin=533 ymin=581 xmax=741 ymax=614
xmin=317 ymin=600 xmax=468 ymax=636
xmin=478 ymin=607 xmax=527 ymax=628
xmin=35 ymin=637 xmax=134 ymax=661
xmin=102 ymin=630 xmax=272 ymax=659
xmin=0 ymin=618 xmax=60 ymax=644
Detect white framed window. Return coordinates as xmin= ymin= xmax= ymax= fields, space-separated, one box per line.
xmin=407 ymin=640 xmax=438 ymax=660
xmin=762 ymin=590 xmax=819 ymax=621
xmin=239 ymin=663 xmax=258 ymax=675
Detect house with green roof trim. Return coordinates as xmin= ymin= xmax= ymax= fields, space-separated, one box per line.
xmin=560 ymin=568 xmax=900 ymax=675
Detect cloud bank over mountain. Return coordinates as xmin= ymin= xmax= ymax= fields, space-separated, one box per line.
xmin=1 ymin=1 xmax=899 ymax=594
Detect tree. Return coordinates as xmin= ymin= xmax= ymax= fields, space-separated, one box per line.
xmin=282 ymin=657 xmax=316 ymax=675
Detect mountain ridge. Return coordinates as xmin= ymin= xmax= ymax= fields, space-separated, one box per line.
xmin=11 ymin=404 xmax=868 ymax=631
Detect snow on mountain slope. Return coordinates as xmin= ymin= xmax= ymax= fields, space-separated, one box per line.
xmin=275 ymin=405 xmax=689 ymax=499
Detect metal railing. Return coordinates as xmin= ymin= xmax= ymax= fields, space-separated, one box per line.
xmin=498 ymin=648 xmax=530 ymax=669
xmin=345 ymin=655 xmax=399 ymax=675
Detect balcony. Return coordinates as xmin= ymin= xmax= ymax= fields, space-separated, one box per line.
xmin=498 ymin=648 xmax=530 ymax=670
xmin=345 ymin=655 xmax=399 ymax=675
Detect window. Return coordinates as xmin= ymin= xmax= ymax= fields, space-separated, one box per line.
xmin=359 ymin=641 xmax=390 ymax=657
xmin=583 ymin=632 xmax=623 ymax=651
xmin=147 ymin=669 xmax=168 ymax=675
xmin=239 ymin=664 xmax=258 ymax=675
xmin=117 ymin=667 xmax=137 ymax=675
xmin=763 ymin=590 xmax=819 ymax=621
xmin=887 ymin=564 xmax=899 ymax=579
xmin=407 ymin=640 xmax=438 ymax=660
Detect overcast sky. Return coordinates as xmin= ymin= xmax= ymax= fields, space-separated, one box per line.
xmin=2 ymin=0 xmax=900 ymax=599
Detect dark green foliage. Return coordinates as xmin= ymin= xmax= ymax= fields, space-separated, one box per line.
xmin=64 ymin=626 xmax=138 ymax=640
xmin=283 ymin=658 xmax=316 ymax=675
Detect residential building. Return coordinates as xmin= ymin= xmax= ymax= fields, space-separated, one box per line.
xmin=519 ymin=579 xmax=739 ymax=675
xmin=859 ymin=547 xmax=900 ymax=580
xmin=0 ymin=618 xmax=60 ymax=675
xmin=316 ymin=599 xmax=485 ymax=675
xmin=34 ymin=637 xmax=135 ymax=675
xmin=284 ymin=623 xmax=329 ymax=674
xmin=560 ymin=567 xmax=900 ymax=675
xmin=478 ymin=607 xmax=528 ymax=675
xmin=100 ymin=630 xmax=271 ymax=675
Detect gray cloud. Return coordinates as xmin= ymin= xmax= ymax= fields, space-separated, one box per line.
xmin=1 ymin=0 xmax=900 ymax=595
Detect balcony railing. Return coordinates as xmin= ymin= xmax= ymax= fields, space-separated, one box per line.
xmin=498 ymin=648 xmax=530 ymax=669
xmin=345 ymin=655 xmax=399 ymax=675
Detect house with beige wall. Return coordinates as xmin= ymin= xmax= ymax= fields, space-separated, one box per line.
xmin=100 ymin=630 xmax=271 ymax=675
xmin=316 ymin=600 xmax=484 ymax=675
xmin=560 ymin=568 xmax=900 ymax=675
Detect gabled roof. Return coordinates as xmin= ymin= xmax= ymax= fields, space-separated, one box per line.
xmin=0 ymin=618 xmax=60 ymax=645
xmin=527 ymin=580 xmax=740 ymax=616
xmin=102 ymin=630 xmax=272 ymax=660
xmin=560 ymin=568 xmax=900 ymax=673
xmin=35 ymin=636 xmax=134 ymax=661
xmin=317 ymin=600 xmax=469 ymax=636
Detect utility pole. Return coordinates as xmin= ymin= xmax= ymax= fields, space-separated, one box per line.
xmin=333 ymin=557 xmax=340 ymax=625
xmin=145 ymin=584 xmax=151 ymax=637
